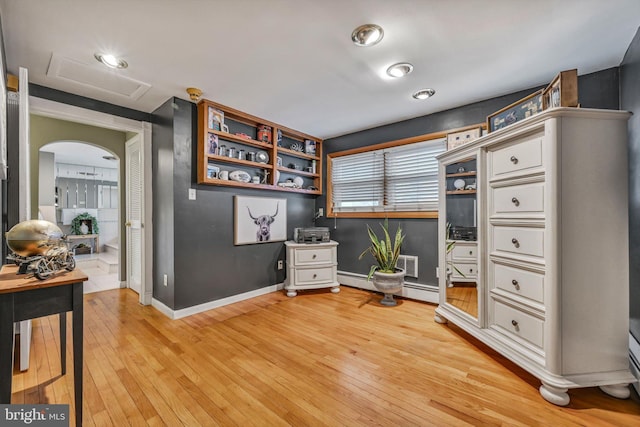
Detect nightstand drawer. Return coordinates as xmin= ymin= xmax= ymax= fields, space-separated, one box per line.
xmin=493 ymin=300 xmax=544 ymax=349
xmin=493 ymin=226 xmax=544 ymax=259
xmin=451 ymin=243 xmax=477 ymax=260
xmin=493 ymin=182 xmax=544 ymax=215
xmin=294 ymin=247 xmax=333 ymax=265
xmin=450 ymin=262 xmax=477 ymax=279
xmin=295 ymin=266 xmax=335 ymax=285
xmin=493 ymin=263 xmax=544 ymax=304
xmin=490 ymin=135 xmax=543 ymax=178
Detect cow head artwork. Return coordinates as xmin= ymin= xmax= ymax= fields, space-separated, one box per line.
xmin=247 ymin=203 xmax=279 ymax=242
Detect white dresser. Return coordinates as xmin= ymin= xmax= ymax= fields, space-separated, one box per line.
xmin=284 ymin=240 xmax=339 ymax=297
xmin=435 ymin=108 xmax=635 ymax=405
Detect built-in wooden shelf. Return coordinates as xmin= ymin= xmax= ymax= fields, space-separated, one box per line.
xmin=197 ymin=99 xmax=323 ymax=194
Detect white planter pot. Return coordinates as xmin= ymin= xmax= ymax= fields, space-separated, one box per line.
xmin=372 ymin=269 xmax=405 ymax=306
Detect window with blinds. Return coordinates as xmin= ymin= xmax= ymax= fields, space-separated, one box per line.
xmin=330 ymin=138 xmax=446 ymax=214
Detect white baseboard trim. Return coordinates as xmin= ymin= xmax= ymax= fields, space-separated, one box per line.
xmin=630 ymin=333 xmax=640 ymax=395
xmin=152 ymin=283 xmax=284 ymax=320
xmin=337 ymin=271 xmax=439 ymax=304
xmin=119 ymin=281 xmax=127 ymax=289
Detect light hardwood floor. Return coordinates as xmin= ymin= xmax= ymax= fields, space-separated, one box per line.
xmin=11 ymin=286 xmax=640 ymax=426
xmin=446 ymin=284 xmax=478 ymax=318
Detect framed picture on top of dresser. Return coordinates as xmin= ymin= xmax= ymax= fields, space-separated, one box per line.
xmin=542 ymin=69 xmax=578 ymax=110
xmin=487 ymin=89 xmax=543 ymax=133
xmin=447 ymin=126 xmax=483 ymax=150
xmin=234 ymin=196 xmax=287 ymax=245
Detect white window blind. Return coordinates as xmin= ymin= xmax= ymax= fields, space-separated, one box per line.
xmin=331 ymin=138 xmax=445 ymax=213
xmin=332 ymin=151 xmax=384 ymax=211
xmin=384 ymin=140 xmax=444 ymax=211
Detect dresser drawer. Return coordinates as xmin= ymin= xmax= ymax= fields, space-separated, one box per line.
xmin=493 ymin=263 xmax=544 ymax=304
xmin=450 ymin=243 xmax=477 ymax=260
xmin=294 ymin=266 xmax=335 ymax=285
xmin=294 ymin=247 xmax=333 ymax=265
xmin=493 ymin=300 xmax=544 ymax=349
xmin=450 ymin=262 xmax=477 ymax=279
xmin=493 ymin=226 xmax=544 ymax=258
xmin=490 ymin=135 xmax=543 ymax=178
xmin=493 ymin=182 xmax=544 ymax=215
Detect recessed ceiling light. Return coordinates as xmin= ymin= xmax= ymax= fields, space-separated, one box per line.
xmin=94 ymin=53 xmax=128 ymax=69
xmin=351 ymin=24 xmax=384 ymax=47
xmin=387 ymin=63 xmax=414 ymax=78
xmin=412 ymin=88 xmax=436 ymax=100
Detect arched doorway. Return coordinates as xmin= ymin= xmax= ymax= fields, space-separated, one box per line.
xmin=39 ymin=141 xmax=121 ymax=293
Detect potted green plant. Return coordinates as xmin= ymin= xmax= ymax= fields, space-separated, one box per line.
xmin=358 ymin=219 xmax=405 ymax=306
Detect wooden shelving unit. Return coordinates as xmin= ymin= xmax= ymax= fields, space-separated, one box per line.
xmin=197 ymin=99 xmax=322 ymax=194
xmin=445 ymin=171 xmax=477 ymax=178
xmin=446 ymin=190 xmax=477 ymax=195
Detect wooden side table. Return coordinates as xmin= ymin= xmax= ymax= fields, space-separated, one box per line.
xmin=0 ymin=264 xmax=88 ymax=426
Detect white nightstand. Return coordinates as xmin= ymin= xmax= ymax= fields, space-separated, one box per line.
xmin=284 ymin=240 xmax=339 ymax=297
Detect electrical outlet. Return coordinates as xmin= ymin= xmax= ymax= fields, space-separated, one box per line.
xmin=163 ymin=274 xmax=168 ymax=286
xmin=188 ymin=188 xmax=196 ymax=200
xmin=318 ymin=207 xmax=324 ymax=217
xmin=435 ymin=267 xmax=439 ymax=279
xmin=277 ymin=260 xmax=284 ymax=270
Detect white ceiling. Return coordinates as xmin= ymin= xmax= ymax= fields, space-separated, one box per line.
xmin=1 ymin=0 xmax=639 ymax=139
xmin=41 ymin=142 xmax=118 ymax=169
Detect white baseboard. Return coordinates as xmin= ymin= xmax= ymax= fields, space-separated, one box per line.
xmin=337 ymin=271 xmax=438 ymax=304
xmin=630 ymin=333 xmax=640 ymax=395
xmin=152 ymin=283 xmax=284 ymax=320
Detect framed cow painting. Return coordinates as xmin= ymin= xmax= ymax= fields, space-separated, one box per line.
xmin=234 ymin=196 xmax=287 ymax=245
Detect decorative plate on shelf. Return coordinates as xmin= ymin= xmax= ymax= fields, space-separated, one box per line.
xmin=453 ymin=179 xmax=466 ymax=190
xmin=290 ymin=142 xmax=304 ymax=152
xmin=255 ymin=151 xmax=269 ymax=163
xmin=229 ymin=170 xmax=251 ymax=183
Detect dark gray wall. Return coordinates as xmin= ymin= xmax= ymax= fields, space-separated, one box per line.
xmin=318 ymin=68 xmax=620 ymax=287
xmin=29 ymin=84 xmax=151 ymax=123
xmin=152 ymin=98 xmax=317 ymax=310
xmin=621 ymin=28 xmax=640 ymax=342
xmin=151 ymin=99 xmax=176 ymax=307
xmin=0 ymin=13 xmax=6 ymax=262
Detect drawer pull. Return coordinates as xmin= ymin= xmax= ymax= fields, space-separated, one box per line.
xmin=511 ymin=197 xmax=520 ymax=206
xmin=313 ymin=274 xmax=317 ymax=279
xmin=510 ymin=155 xmax=518 ymax=164
xmin=511 ymin=319 xmax=519 ymax=330
xmin=469 ymin=250 xmax=473 ymax=255
xmin=511 ymin=238 xmax=520 ymax=248
xmin=511 ymin=279 xmax=520 ymax=290
xmin=312 ymin=254 xmax=317 ymax=259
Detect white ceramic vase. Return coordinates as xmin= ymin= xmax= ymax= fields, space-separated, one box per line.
xmin=372 ymin=269 xmax=405 ymax=306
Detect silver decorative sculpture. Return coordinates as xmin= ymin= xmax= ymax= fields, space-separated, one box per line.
xmin=6 ymin=219 xmax=76 ymax=280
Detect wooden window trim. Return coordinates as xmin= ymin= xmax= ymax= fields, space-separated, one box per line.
xmin=326 ymin=124 xmax=485 ymax=218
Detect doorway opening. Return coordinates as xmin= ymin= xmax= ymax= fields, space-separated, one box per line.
xmin=38 ymin=141 xmax=121 ymax=293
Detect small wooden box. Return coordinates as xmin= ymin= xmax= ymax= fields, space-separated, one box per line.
xmin=542 ymin=69 xmax=578 ymax=109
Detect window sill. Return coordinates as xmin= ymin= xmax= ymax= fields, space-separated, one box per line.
xmin=328 ymin=211 xmax=438 ymax=219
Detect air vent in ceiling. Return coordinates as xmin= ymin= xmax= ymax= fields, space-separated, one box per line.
xmin=47 ymin=54 xmax=151 ymax=100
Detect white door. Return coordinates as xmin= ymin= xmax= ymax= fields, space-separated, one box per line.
xmin=18 ymin=67 xmax=30 ymax=221
xmin=125 ymin=134 xmax=143 ymax=295
xmin=18 ymin=67 xmax=31 ymax=371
